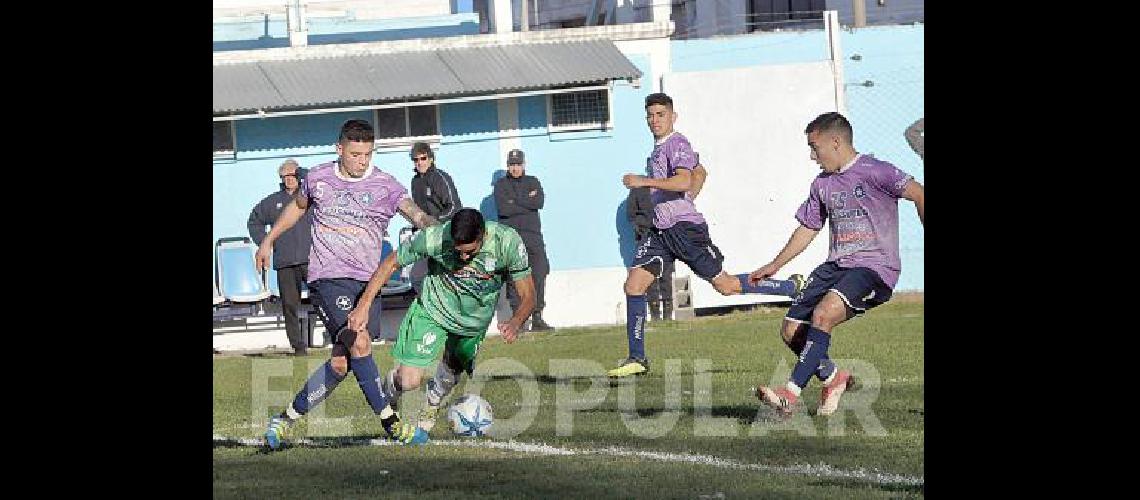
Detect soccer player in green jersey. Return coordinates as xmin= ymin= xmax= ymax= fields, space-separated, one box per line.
xmin=348 ymin=208 xmax=535 ymax=443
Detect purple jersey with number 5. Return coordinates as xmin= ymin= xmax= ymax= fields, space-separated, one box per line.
xmin=301 ymin=161 xmax=409 ymax=282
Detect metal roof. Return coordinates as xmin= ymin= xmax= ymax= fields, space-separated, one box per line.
xmin=213 ymin=39 xmax=642 ymax=114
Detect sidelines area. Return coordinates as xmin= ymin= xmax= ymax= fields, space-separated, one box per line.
xmin=212 ymin=434 xmax=924 ymax=487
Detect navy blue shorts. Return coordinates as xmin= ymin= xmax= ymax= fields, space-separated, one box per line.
xmin=786 ymin=262 xmax=893 ymax=322
xmin=632 ymin=221 xmax=724 ymax=281
xmin=308 ymin=278 xmax=384 ymax=343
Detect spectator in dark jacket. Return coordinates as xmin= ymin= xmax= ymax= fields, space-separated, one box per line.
xmin=407 ymin=142 xmax=464 ymax=297
xmin=410 ymin=142 xmax=462 ymax=222
xmin=248 ymin=159 xmax=313 ymax=355
xmin=494 ymin=149 xmax=553 ymax=331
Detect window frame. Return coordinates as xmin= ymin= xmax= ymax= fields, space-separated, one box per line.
xmin=374 ymin=104 xmax=442 ymax=150
xmin=213 ymin=120 xmax=236 ymax=160
xmin=545 ymin=87 xmax=613 ymax=133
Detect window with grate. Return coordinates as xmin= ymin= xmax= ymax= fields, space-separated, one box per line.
xmin=549 ymin=89 xmax=610 ymax=131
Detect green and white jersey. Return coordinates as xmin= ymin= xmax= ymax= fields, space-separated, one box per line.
xmin=397 ymin=221 xmax=532 ymax=336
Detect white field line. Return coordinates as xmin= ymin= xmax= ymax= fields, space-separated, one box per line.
xmin=213 ymin=434 xmax=923 ymax=487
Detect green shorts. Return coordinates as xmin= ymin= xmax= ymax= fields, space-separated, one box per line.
xmin=391 ymin=300 xmax=486 ymax=371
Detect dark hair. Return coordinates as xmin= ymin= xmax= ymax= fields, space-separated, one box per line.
xmin=644 ymin=92 xmax=673 ymax=109
xmin=804 ymin=112 xmax=853 ymax=144
xmin=338 ymin=119 xmax=375 ymax=143
xmin=450 ymin=208 xmax=485 ymax=245
xmin=410 ymin=141 xmax=433 ymax=159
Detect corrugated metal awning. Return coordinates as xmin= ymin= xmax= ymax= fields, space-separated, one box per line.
xmin=213 ymin=40 xmax=642 ymax=114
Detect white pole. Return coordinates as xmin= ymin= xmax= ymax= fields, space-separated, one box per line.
xmin=824 ymin=10 xmax=847 ymax=115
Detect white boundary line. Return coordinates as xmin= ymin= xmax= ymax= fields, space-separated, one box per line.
xmin=213 ymin=435 xmax=923 ymax=487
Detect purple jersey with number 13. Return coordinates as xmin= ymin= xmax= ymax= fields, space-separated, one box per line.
xmin=794 ymin=154 xmax=913 ymax=288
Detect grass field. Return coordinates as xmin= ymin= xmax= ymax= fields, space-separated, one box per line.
xmin=213 ymin=296 xmax=924 ymax=498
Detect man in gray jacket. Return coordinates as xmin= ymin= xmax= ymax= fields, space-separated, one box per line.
xmin=248 ymin=159 xmax=313 ymax=355
xmin=494 ymin=149 xmax=553 ymax=331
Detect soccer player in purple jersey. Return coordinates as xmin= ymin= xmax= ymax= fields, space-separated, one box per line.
xmin=750 ymin=112 xmax=924 ymax=417
xmin=254 ymin=119 xmax=440 ymax=449
xmin=608 ymin=93 xmax=807 ymax=377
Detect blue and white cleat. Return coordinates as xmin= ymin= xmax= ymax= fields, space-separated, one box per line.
xmin=264 ymin=416 xmax=292 ymax=450
xmin=389 ymin=422 xmax=430 ymax=445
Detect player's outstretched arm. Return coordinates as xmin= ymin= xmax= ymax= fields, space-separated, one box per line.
xmin=749 ymin=225 xmax=820 ymax=284
xmin=347 ymin=251 xmax=402 ymax=335
xmin=902 ymin=179 xmax=924 ymax=226
xmin=398 ymin=198 xmax=439 ymax=229
xmin=255 ymin=191 xmax=310 ymax=271
xmin=499 ymin=275 xmax=536 ymax=343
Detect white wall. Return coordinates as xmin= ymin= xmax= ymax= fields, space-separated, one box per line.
xmin=661 ymin=61 xmax=836 ymax=309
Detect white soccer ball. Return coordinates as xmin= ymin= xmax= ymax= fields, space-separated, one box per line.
xmin=447 ymin=394 xmax=493 ymax=437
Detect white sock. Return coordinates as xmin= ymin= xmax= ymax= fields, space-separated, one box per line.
xmin=285 ymin=406 xmax=302 ymax=421
xmin=379 ymin=405 xmax=395 ymax=420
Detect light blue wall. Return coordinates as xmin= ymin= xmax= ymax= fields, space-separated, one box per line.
xmin=213 ymin=13 xmax=480 ymax=51
xmin=514 ymin=54 xmax=655 ymax=270
xmin=840 ymin=24 xmax=923 ymax=291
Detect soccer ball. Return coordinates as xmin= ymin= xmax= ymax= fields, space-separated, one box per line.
xmin=447 ymin=394 xmax=493 ymax=437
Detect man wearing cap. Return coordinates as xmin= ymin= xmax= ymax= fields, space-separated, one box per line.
xmin=494 ymin=149 xmax=554 ymax=331
xmin=247 ymin=158 xmax=313 ymax=356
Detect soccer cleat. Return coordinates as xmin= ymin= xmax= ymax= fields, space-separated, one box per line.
xmin=818 ymin=370 xmax=854 ymax=416
xmin=530 ymin=313 xmax=555 ymax=332
xmin=380 ymin=411 xmax=400 ymax=437
xmin=755 ymin=385 xmax=799 ymax=416
xmin=389 ymin=421 xmax=430 ymax=445
xmin=264 ymin=416 xmax=292 ymax=450
xmin=607 ymin=358 xmax=649 ymax=378
xmin=789 ymin=273 xmax=806 ymax=297
xmin=417 ymin=404 xmax=441 ymax=433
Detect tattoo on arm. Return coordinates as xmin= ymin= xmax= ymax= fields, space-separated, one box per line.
xmin=399 ymin=198 xmax=438 ymax=229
